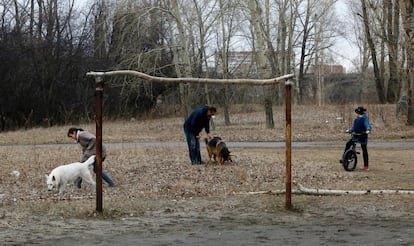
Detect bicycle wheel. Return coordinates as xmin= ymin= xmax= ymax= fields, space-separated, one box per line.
xmin=342 ymin=149 xmax=357 ymax=171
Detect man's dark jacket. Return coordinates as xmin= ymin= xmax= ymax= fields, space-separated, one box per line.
xmin=184 ymin=105 xmax=211 ymax=135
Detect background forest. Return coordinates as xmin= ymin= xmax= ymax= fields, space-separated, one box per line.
xmin=1 ymin=0 xmax=414 ymax=131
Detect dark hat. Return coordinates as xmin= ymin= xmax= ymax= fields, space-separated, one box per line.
xmin=355 ymin=106 xmax=366 ymax=115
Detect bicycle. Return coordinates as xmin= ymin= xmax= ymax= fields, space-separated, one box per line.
xmin=340 ymin=132 xmax=365 ymax=171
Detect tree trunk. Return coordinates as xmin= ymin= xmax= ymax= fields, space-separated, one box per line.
xmin=218 ymin=0 xmax=233 ymax=126
xmin=385 ymin=0 xmax=401 ymax=103
xmin=249 ymin=0 xmax=274 ymax=128
xmin=400 ymin=0 xmax=414 ymax=125
xmin=171 ymin=0 xmax=193 ymax=118
xmin=297 ymin=1 xmax=312 ymax=105
xmin=361 ymin=0 xmax=386 ymax=103
xmin=196 ymin=1 xmax=215 ymax=127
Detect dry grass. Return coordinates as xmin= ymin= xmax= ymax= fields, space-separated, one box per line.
xmin=1 ymin=104 xmax=414 ymax=220
xmin=1 ymin=104 xmax=413 ymax=145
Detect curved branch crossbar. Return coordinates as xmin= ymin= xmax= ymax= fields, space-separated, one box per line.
xmin=87 ymin=70 xmax=295 ymax=86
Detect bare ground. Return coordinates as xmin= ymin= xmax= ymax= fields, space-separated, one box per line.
xmin=1 ymin=105 xmax=414 ymax=245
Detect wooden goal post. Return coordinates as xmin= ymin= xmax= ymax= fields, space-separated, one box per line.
xmin=86 ymin=70 xmax=295 ymax=212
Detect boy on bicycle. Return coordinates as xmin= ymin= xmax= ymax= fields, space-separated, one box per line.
xmin=344 ymin=106 xmax=372 ymax=170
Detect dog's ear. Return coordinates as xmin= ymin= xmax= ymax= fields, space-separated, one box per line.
xmin=44 ymin=174 xmax=48 ymax=180
xmin=52 ymin=175 xmax=56 ymax=181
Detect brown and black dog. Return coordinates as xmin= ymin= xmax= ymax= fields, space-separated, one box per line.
xmin=205 ymin=137 xmax=232 ymax=164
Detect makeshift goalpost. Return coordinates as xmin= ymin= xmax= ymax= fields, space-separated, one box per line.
xmin=86 ymin=70 xmax=295 ymax=212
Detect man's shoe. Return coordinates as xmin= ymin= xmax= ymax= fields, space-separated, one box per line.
xmin=364 ymin=166 xmax=369 ymax=171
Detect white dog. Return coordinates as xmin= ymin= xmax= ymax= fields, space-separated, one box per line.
xmin=46 ymin=155 xmax=96 ymax=193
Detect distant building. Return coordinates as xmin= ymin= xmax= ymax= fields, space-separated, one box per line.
xmin=214 ymin=50 xmax=345 ymax=77
xmin=310 ymin=64 xmax=345 ymax=74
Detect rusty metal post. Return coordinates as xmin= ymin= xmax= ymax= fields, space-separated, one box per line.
xmin=95 ymin=76 xmax=104 ymax=213
xmin=285 ymin=79 xmax=293 ymax=209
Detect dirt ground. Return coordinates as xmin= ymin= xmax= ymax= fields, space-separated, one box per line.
xmin=2 ymin=195 xmax=414 ymax=246
xmin=1 ymin=105 xmax=414 ymax=245
xmin=1 ymin=145 xmax=413 ymax=245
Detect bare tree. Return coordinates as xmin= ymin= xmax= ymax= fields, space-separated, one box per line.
xmin=216 ymin=0 xmax=240 ymax=125
xmin=400 ymin=0 xmax=414 ymax=125
xmin=294 ymin=0 xmax=340 ymax=105
xmin=248 ymin=0 xmax=274 ymax=128
xmin=350 ymin=0 xmax=403 ymax=104
xmin=384 ymin=0 xmax=401 ymax=103
xmin=0 ymin=0 xmax=100 ymax=128
xmin=171 ymin=0 xmax=194 ymax=118
xmin=360 ymin=0 xmax=385 ymax=103
xmin=296 ymin=0 xmax=313 ymax=104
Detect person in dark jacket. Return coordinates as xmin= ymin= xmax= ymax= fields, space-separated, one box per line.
xmin=67 ymin=128 xmax=115 ymax=187
xmin=344 ymin=106 xmax=372 ymax=170
xmin=183 ymin=105 xmax=217 ymax=164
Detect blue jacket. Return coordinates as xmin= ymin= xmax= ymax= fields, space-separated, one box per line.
xmin=184 ymin=105 xmax=211 ymax=135
xmin=349 ymin=114 xmax=372 ymax=144
xmin=349 ymin=114 xmax=371 ymax=133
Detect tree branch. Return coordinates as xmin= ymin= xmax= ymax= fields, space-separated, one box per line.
xmin=86 ymin=70 xmax=295 ymax=86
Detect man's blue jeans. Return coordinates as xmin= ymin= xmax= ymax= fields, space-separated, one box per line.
xmin=77 ymin=160 xmax=115 ymax=188
xmin=184 ymin=126 xmax=202 ymax=164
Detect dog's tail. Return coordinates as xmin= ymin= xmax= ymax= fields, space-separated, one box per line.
xmin=84 ymin=155 xmax=96 ymax=166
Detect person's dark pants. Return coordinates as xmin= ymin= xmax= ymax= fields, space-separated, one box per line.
xmin=361 ymin=144 xmax=368 ymax=167
xmin=344 ymin=139 xmax=369 ymax=168
xmin=77 ymin=159 xmax=115 ymax=188
xmin=184 ymin=126 xmax=202 ymax=164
